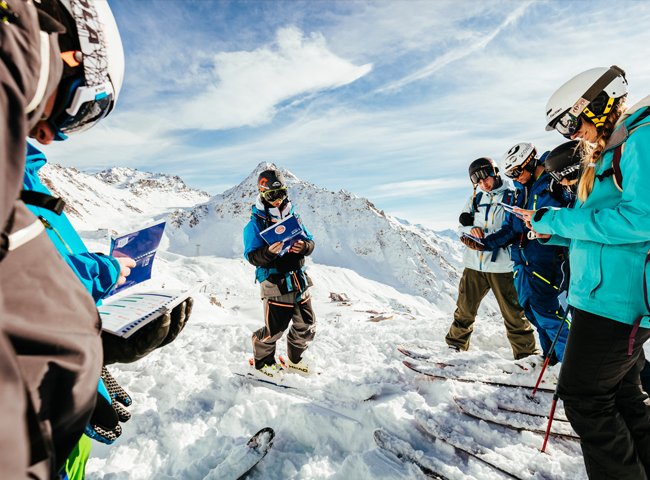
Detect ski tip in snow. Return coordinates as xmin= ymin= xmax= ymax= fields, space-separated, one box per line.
xmin=247 ymin=427 xmax=275 ymax=453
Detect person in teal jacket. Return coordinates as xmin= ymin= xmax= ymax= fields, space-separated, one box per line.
xmin=24 ymin=144 xmax=193 ymax=479
xmin=522 ymin=66 xmax=650 ymax=480
xmin=23 ymin=143 xmax=128 ymax=302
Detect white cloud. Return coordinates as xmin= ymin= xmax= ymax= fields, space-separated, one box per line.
xmin=378 ymin=1 xmax=534 ymax=93
xmin=175 ymin=27 xmax=372 ymax=130
xmin=370 ymin=178 xmax=468 ymax=199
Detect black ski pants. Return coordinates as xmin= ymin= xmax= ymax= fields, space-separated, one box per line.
xmin=558 ymin=308 xmax=650 ymax=480
xmin=252 ymin=280 xmax=316 ymax=369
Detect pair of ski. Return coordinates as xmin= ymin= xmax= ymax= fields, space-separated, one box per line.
xmin=398 ymin=346 xmax=575 ymax=438
xmin=374 ymin=412 xmax=524 ymax=480
xmin=377 ymin=347 xmax=580 ymax=478
xmin=375 ymin=409 xmax=575 ymax=480
xmin=232 ymin=361 xmax=367 ymax=428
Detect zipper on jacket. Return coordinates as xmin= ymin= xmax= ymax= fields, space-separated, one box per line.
xmin=38 ymin=216 xmax=73 ymax=254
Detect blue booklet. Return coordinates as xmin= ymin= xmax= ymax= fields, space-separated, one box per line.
xmin=108 ymin=220 xmax=166 ymax=295
xmin=259 ymin=215 xmax=307 ymax=256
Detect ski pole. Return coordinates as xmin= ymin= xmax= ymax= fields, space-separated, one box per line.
xmin=531 ymin=307 xmax=571 ymax=398
xmin=541 ymin=387 xmax=560 ymax=453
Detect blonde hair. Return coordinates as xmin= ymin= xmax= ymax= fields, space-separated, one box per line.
xmin=577 ymin=98 xmax=627 ymax=201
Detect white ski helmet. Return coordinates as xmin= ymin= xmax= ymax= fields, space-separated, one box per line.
xmin=545 ymin=66 xmax=627 ymax=136
xmin=502 ymin=142 xmax=537 ymax=178
xmin=39 ymin=0 xmax=124 ymax=138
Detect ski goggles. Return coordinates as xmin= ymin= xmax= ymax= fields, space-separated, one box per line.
xmin=49 ymin=76 xmax=115 ymax=140
xmin=549 ymin=164 xmax=581 ymax=183
xmin=470 ymin=168 xmax=492 ymax=185
xmin=261 ymin=187 xmax=288 ymax=203
xmin=552 ymin=111 xmax=583 ymax=139
xmin=505 ymin=165 xmax=527 ymax=179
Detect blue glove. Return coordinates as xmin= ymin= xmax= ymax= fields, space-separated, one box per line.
xmin=85 ymin=367 xmax=132 ymax=444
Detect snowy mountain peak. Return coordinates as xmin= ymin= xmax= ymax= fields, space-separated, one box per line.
xmin=223 ymin=162 xmax=303 ymax=198
xmin=95 ymin=167 xmax=210 ymax=199
xmin=167 ymin=163 xmax=463 ymax=307
xmin=38 ymin=163 xmax=211 ymax=232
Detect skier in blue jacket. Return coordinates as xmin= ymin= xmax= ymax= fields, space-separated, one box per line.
xmin=525 ymin=66 xmax=650 ymax=480
xmin=23 ymin=143 xmax=129 ymax=301
xmin=478 ymin=143 xmax=570 ymax=364
xmin=243 ymin=169 xmax=316 ymax=378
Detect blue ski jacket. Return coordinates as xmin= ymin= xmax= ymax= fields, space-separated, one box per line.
xmin=23 ymin=143 xmax=120 ymax=303
xmin=533 ymin=100 xmax=650 ymax=327
xmin=243 ymin=203 xmax=313 ymax=284
xmin=483 ymin=170 xmax=569 ymax=293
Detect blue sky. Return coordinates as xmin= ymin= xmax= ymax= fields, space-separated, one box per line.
xmin=42 ymin=0 xmax=650 ymax=229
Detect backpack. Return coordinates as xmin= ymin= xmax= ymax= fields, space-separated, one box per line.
xmin=598 ymin=107 xmax=650 ymax=191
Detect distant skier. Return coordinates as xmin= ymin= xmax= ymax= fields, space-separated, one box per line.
xmin=243 ymin=169 xmax=316 ymax=378
xmin=474 ymin=143 xmax=571 ymax=364
xmin=446 ymin=157 xmax=537 ymax=359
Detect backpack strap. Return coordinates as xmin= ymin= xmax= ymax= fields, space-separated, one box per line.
xmin=472 ymin=191 xmax=483 ymax=213
xmin=20 ymin=190 xmax=66 ymax=215
xmin=598 ymin=108 xmax=650 ymax=191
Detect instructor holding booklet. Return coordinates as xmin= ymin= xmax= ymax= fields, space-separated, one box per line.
xmin=243 ymin=169 xmax=317 ymax=378
xmin=445 ymin=158 xmax=537 ymax=359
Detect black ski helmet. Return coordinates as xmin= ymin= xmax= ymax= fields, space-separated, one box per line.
xmin=544 ymin=140 xmax=582 ymax=183
xmin=468 ymin=157 xmax=499 ymax=184
xmin=257 ymin=169 xmax=286 ymax=192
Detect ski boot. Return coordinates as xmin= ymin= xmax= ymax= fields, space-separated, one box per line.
xmin=279 ymin=355 xmax=310 ymax=376
xmin=249 ymin=358 xmax=284 ymax=380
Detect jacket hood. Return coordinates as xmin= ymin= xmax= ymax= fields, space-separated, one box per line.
xmin=620 ymin=94 xmax=650 ymax=124
xmin=25 ymin=142 xmax=48 ymax=173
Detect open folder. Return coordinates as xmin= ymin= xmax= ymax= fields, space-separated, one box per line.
xmin=99 ymin=290 xmax=190 ymax=338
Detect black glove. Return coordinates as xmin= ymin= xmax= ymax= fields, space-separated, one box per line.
xmin=158 ymin=297 xmax=193 ymax=348
xmin=102 ymin=311 xmax=171 ymax=364
xmin=460 ymin=235 xmax=485 ymax=251
xmin=533 ymin=207 xmax=550 ymax=222
xmin=85 ymin=367 xmax=131 ymax=445
xmin=459 ymin=212 xmax=475 ymax=227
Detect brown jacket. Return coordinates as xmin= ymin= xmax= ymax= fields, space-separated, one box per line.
xmin=1 ymin=2 xmax=102 ymax=477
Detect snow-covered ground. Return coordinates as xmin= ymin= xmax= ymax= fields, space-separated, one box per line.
xmin=85 ymin=255 xmax=586 ymax=479
xmin=41 ymin=161 xmax=588 ymax=479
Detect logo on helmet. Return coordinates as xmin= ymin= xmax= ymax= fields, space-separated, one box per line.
xmin=570 ymin=98 xmax=590 ymax=117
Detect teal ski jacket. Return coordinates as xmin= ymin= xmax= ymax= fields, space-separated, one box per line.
xmin=532 ymin=99 xmax=650 ymax=327
xmin=23 ymin=143 xmax=120 ymax=303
